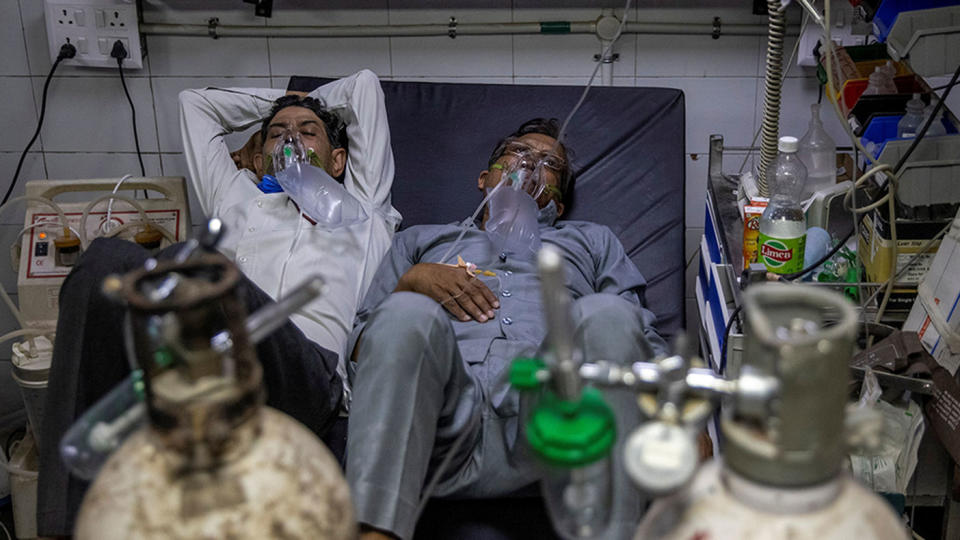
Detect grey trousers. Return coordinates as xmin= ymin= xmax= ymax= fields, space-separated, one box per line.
xmin=347 ymin=292 xmax=654 ymax=539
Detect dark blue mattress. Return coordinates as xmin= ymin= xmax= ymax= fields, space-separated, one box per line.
xmin=291 ymin=77 xmax=685 ymax=338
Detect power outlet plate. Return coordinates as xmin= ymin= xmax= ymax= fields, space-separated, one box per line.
xmin=44 ymin=0 xmax=143 ymax=69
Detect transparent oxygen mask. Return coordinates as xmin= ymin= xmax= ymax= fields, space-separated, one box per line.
xmin=485 ymin=164 xmax=543 ymax=258
xmin=270 ymin=131 xmax=367 ymax=229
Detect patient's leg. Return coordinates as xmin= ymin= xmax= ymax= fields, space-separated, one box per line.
xmin=347 ymin=291 xmax=481 ymax=540
xmin=570 ymin=293 xmax=656 ymax=539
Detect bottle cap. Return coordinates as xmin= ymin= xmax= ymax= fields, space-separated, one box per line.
xmin=778 ymin=136 xmax=799 ymax=153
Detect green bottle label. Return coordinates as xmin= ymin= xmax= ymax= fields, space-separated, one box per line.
xmin=758 ymin=233 xmax=806 ymax=274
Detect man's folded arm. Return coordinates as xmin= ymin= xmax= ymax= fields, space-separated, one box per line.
xmin=178 ymin=87 xmax=283 ymax=216
xmin=310 ymin=70 xmax=395 ymax=209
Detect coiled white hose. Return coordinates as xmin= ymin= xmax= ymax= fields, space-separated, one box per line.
xmin=757 ymin=0 xmax=786 ymax=197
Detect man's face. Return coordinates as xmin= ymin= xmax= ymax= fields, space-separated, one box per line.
xmin=477 ymin=132 xmax=567 ymax=217
xmin=255 ymin=106 xmax=346 ymax=178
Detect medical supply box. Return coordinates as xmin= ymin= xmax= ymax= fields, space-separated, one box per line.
xmin=904 ymin=210 xmax=960 ymax=374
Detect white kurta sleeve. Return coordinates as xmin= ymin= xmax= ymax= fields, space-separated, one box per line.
xmin=309 ymin=70 xmax=395 ymax=209
xmin=178 ymin=87 xmax=284 ymax=217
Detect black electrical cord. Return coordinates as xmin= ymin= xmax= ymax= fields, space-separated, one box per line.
xmin=112 ymin=40 xmax=148 ymax=199
xmin=719 ymin=304 xmax=743 ymax=375
xmin=2 ymin=43 xmax=76 ymax=207
xmin=782 ymin=62 xmax=960 ymax=282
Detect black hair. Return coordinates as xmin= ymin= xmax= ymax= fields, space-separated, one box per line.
xmin=260 ymin=95 xmax=348 ymax=152
xmin=487 ymin=117 xmax=575 ymax=201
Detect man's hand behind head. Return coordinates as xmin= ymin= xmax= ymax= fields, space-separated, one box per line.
xmin=395 ymin=263 xmax=500 ymax=323
xmin=231 ymin=131 xmax=264 ymax=177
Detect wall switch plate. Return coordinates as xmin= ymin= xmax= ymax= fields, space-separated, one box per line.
xmin=44 ymin=0 xmax=143 ymax=69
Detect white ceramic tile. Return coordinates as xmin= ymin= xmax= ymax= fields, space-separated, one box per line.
xmin=511 ymin=7 xmax=618 ymax=23
xmin=150 ymin=76 xmax=270 ymax=152
xmin=0 ymin=1 xmax=31 ymax=75
xmin=634 ymin=7 xmax=764 ymax=25
xmin=140 ymin=2 xmax=267 ymax=26
xmin=31 ymin=76 xmax=159 ymax=152
xmin=685 ymin=152 xmax=708 ymax=228
xmin=0 ymin=77 xmax=39 ymax=152
xmin=391 ymin=76 xmax=514 ymax=84
xmin=146 ymin=35 xmax=269 ymax=76
xmin=267 ymin=8 xmax=388 ymax=26
xmin=268 ymin=38 xmax=391 ymax=78
xmin=0 ymin=153 xmax=46 ymax=212
xmin=513 ymin=76 xmax=634 ymax=86
xmin=390 ymin=35 xmax=512 ymax=77
xmin=514 ymin=34 xmax=637 ymax=78
xmin=685 ymin=226 xmax=704 ymax=299
xmin=388 ymin=7 xmax=511 ymax=25
xmin=271 ymin=77 xmax=289 ymax=89
xmin=636 ymin=76 xmax=759 ymax=154
xmin=44 ymin=152 xmax=162 ymax=180
xmin=636 ymin=34 xmax=759 ymax=78
xmin=758 ymin=76 xmax=850 ymax=149
xmin=266 ymin=8 xmax=391 ymax=78
xmin=161 ymin=153 xmax=208 ymax=224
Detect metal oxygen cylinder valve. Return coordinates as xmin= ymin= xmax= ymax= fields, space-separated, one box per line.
xmin=73 ymin=226 xmax=354 ymax=539
xmin=636 ymin=284 xmax=909 ymax=540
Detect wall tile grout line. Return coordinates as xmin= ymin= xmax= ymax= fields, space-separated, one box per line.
xmin=146 ymin=47 xmax=164 ymax=176
xmin=16 ymin=1 xmax=48 ymax=179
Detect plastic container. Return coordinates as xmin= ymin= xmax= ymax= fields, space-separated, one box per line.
xmin=862 ymin=67 xmax=899 ymax=96
xmin=849 ymin=94 xmax=917 ymax=135
xmin=898 ymin=94 xmax=927 ymax=137
xmin=6 ymin=430 xmax=39 ymax=539
xmin=885 ymin=5 xmax=960 ymax=78
xmin=861 ymin=113 xmax=958 ymax=158
xmin=11 ymin=336 xmax=53 ymax=447
xmin=60 ymin=370 xmax=147 ymax=481
xmin=876 ymin=135 xmax=960 ymax=209
xmin=817 ymin=43 xmax=890 ymax=86
xmin=872 ymin=0 xmax=960 ymax=42
xmin=840 ymin=73 xmax=926 ymax=115
xmin=759 ymin=137 xmax=808 ymax=275
xmin=924 ymin=105 xmax=949 ymax=137
xmin=798 ymin=104 xmax=837 ymax=199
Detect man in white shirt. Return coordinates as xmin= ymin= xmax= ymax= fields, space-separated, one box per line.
xmin=179 ymin=69 xmax=401 ymax=390
xmin=38 ymin=70 xmax=398 ymax=536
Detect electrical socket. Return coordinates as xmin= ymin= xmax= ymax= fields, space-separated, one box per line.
xmin=52 ymin=6 xmax=78 ymax=27
xmin=43 ymin=0 xmax=142 ymax=69
xmin=100 ymin=7 xmax=134 ymax=30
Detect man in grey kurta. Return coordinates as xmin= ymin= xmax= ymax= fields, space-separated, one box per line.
xmin=346 ymin=119 xmax=667 ymax=540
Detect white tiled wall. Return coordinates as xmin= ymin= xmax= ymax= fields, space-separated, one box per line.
xmin=0 ymin=0 xmax=834 ymax=356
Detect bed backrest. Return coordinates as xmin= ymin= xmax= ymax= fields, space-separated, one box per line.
xmin=290 ymin=77 xmax=685 ymax=338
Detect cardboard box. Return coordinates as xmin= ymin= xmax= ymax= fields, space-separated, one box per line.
xmin=858 ymin=209 xmax=947 ymax=285
xmin=904 ymin=212 xmax=960 ymax=374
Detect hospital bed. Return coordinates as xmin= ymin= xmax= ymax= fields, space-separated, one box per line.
xmin=291 ymin=76 xmax=686 ymax=539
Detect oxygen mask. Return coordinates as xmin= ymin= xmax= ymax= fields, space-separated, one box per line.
xmin=265 ymin=131 xmax=367 ymax=229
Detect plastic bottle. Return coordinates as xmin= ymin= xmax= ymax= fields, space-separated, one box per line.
xmin=798 ymin=104 xmax=836 ymax=199
xmin=922 ymin=104 xmax=947 ymax=137
xmin=862 ymin=66 xmax=897 ymax=96
xmin=759 ymin=136 xmax=807 ymax=275
xmin=879 ymin=60 xmax=897 ymax=79
xmin=897 ymin=94 xmax=926 ymax=138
